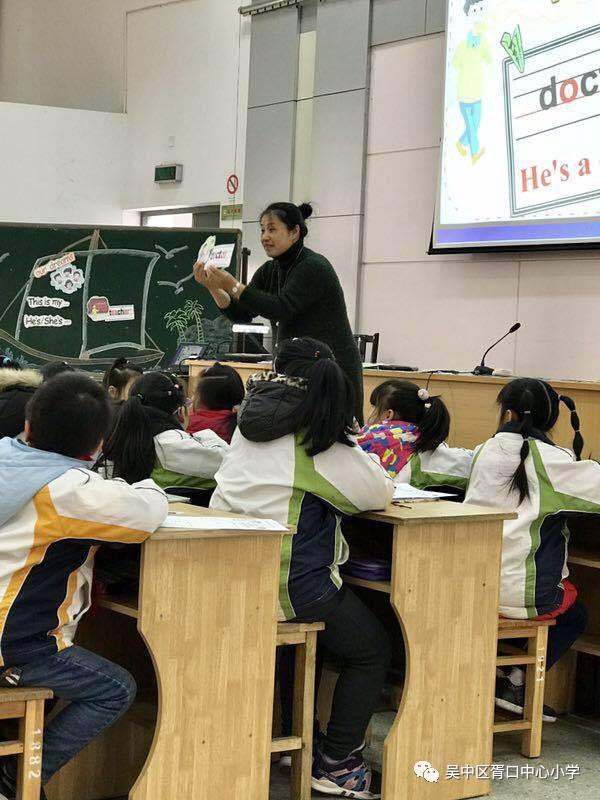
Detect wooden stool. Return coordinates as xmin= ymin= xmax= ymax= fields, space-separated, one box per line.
xmin=272 ymin=622 xmax=324 ymax=800
xmin=495 ymin=618 xmax=555 ymax=758
xmin=0 ymin=687 xmax=53 ymax=800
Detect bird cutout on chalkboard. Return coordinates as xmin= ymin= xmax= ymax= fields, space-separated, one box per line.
xmin=158 ymin=236 xmax=217 ymax=295
xmin=157 ymin=272 xmax=196 ymax=295
xmin=155 ymin=245 xmax=189 ymax=260
xmin=0 ymin=254 xmax=10 ymax=265
xmin=501 ymin=25 xmax=525 ymax=74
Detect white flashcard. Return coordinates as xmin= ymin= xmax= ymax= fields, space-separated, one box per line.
xmin=23 ymin=314 xmax=72 ymax=328
xmin=33 ymin=252 xmax=76 ymax=279
xmin=205 ymin=243 xmax=235 ymax=270
xmin=26 ymin=297 xmax=70 ymax=310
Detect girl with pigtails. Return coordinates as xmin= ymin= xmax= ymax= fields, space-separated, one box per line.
xmin=211 ymin=337 xmax=394 ymax=799
xmin=360 ymin=379 xmax=473 ymax=490
xmin=98 ymin=371 xmax=229 ymax=502
xmin=466 ymin=378 xmax=591 ymax=720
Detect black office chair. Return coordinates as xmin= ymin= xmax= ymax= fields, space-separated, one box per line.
xmin=353 ymin=333 xmax=380 ymax=363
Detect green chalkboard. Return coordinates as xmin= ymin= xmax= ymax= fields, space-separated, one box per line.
xmin=0 ymin=223 xmax=241 ymax=369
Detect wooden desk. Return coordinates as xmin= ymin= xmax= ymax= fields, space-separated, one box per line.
xmin=187 ymin=361 xmax=600 ymax=712
xmin=363 ymin=371 xmax=600 ymax=458
xmin=186 ymin=359 xmax=270 ymax=399
xmin=46 ymin=505 xmax=285 ymax=800
xmin=348 ymin=501 xmax=513 ymax=800
xmin=187 ymin=361 xmax=600 ymax=457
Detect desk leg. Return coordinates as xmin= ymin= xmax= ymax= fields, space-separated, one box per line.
xmin=383 ymin=521 xmax=502 ymax=800
xmin=131 ymin=534 xmax=281 ymax=800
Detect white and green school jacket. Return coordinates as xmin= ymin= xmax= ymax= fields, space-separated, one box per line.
xmin=151 ymin=428 xmax=229 ymax=491
xmin=466 ymin=426 xmax=600 ymax=619
xmin=210 ymin=431 xmax=395 ymax=620
xmin=395 ymin=443 xmax=474 ymax=492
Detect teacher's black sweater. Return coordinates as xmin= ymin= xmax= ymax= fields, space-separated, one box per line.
xmin=223 ymin=243 xmax=364 ymax=423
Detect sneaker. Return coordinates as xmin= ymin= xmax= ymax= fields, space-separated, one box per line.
xmin=0 ymin=766 xmax=14 ymax=800
xmin=495 ymin=676 xmax=557 ymax=723
xmin=312 ymin=749 xmax=381 ymax=799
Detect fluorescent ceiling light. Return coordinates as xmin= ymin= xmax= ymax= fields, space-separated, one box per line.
xmin=239 ymin=0 xmax=302 ymax=17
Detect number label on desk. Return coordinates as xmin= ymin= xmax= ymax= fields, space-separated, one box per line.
xmin=27 ymin=728 xmax=43 ymax=780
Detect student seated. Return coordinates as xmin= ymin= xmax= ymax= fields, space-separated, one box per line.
xmin=0 ymin=363 xmax=41 ymax=439
xmin=188 ymin=362 xmax=245 ymax=443
xmin=211 ymin=337 xmax=394 ymax=800
xmin=466 ymin=378 xmax=590 ymax=721
xmin=40 ymin=361 xmax=76 ymax=382
xmin=363 ymin=380 xmax=473 ymax=494
xmin=100 ymin=371 xmax=229 ymax=503
xmin=102 ymin=357 xmax=143 ymax=403
xmin=0 ymin=373 xmax=168 ymax=799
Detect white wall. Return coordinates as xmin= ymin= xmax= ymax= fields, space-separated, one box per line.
xmin=0 ymin=0 xmax=250 ymax=221
xmin=0 ymin=102 xmax=127 ymax=225
xmin=124 ymin=0 xmax=249 ymax=214
xmin=361 ymin=34 xmax=600 ymax=381
xmin=0 ymin=0 xmax=196 ymax=113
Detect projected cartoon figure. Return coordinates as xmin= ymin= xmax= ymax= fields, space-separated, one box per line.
xmin=453 ymin=0 xmax=492 ymax=164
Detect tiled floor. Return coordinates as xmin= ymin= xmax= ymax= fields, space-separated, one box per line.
xmin=105 ymin=710 xmax=599 ymax=799
xmin=269 ymin=712 xmax=600 ymax=800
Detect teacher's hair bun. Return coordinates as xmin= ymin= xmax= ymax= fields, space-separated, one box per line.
xmin=298 ymin=203 xmax=313 ymax=221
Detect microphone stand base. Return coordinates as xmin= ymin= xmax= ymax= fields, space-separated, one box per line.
xmin=472 ymin=365 xmax=494 ymax=376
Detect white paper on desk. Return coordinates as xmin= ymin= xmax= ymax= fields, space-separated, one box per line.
xmin=393 ymin=483 xmax=453 ymax=502
xmin=162 ymin=515 xmax=287 ymax=531
xmin=166 ymin=494 xmax=190 ymax=504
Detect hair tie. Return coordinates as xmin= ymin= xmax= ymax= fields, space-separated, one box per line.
xmin=418 ymin=388 xmax=430 ymax=402
xmin=136 ymin=393 xmax=144 ymax=402
xmin=523 ymin=410 xmax=532 ymax=415
xmin=315 ymin=351 xmax=320 ymax=358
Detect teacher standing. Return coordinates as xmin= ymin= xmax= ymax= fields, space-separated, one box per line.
xmin=193 ymin=202 xmax=365 ymax=423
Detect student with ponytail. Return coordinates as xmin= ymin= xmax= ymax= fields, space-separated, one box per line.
xmin=359 ymin=379 xmax=473 ymax=489
xmin=188 ymin=362 xmax=245 ymax=442
xmin=211 ymin=337 xmax=394 ymax=799
xmin=99 ymin=371 xmax=229 ymax=501
xmin=466 ymin=378 xmax=592 ymax=720
xmin=193 ymin=201 xmax=365 ymax=423
xmin=102 ymin=357 xmax=143 ymax=403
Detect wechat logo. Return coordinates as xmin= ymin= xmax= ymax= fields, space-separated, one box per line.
xmin=414 ymin=761 xmax=440 ymax=783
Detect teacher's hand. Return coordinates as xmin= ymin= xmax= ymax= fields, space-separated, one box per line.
xmin=204 ymin=266 xmax=237 ymax=293
xmin=193 ymin=260 xmax=208 ymax=285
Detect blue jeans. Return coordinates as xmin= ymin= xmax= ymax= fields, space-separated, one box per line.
xmin=14 ymin=646 xmax=136 ymax=783
xmin=459 ymin=100 xmax=482 ymax=156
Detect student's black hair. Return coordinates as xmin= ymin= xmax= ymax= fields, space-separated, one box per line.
xmin=497 ymin=378 xmax=583 ymax=504
xmin=40 ymin=361 xmax=76 ymax=382
xmin=26 ymin=373 xmax=112 ymax=459
xmin=0 ymin=355 xmax=21 ymax=370
xmin=102 ymin=357 xmax=143 ymax=398
xmin=195 ymin=363 xmax=245 ymax=411
xmin=260 ymin=202 xmax=313 ymax=239
xmin=274 ymin=337 xmax=355 ymax=456
xmin=369 ymin=379 xmax=450 ymax=454
xmin=194 ymin=362 xmax=245 ymax=439
xmin=101 ymin=372 xmax=186 ymax=484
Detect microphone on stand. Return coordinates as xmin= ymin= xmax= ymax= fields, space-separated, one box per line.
xmin=473 ymin=323 xmax=521 ymax=375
